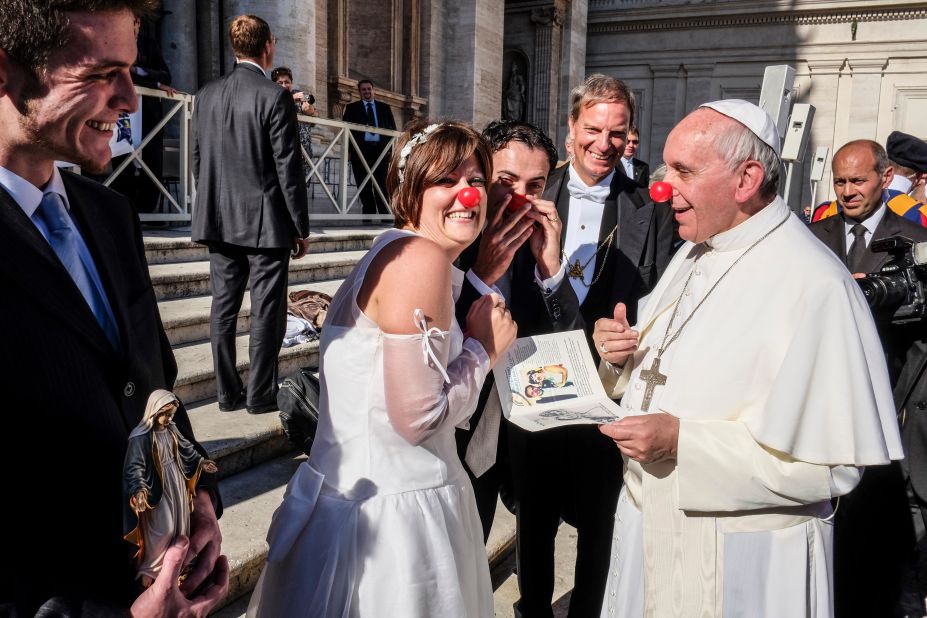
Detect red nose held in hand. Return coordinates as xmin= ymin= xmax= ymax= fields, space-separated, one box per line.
xmin=506 ymin=192 xmax=530 ymax=212
xmin=649 ymin=181 xmax=673 ymax=204
xmin=458 ymin=187 xmax=482 ymax=209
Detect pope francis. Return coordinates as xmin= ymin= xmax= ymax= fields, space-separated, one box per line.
xmin=593 ymin=100 xmax=902 ymax=617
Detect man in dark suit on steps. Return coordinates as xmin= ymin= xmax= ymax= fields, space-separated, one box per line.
xmin=192 ymin=14 xmax=310 ymax=415
xmin=0 ymin=1 xmax=227 ymax=614
xmin=342 ymin=79 xmax=397 ymax=217
xmin=809 ymin=139 xmax=927 ymax=618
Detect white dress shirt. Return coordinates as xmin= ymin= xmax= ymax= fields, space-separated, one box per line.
xmin=843 ymin=202 xmax=886 ymax=254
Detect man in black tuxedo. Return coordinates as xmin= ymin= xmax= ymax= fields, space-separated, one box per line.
xmin=463 ymin=76 xmax=673 ymax=616
xmin=192 ymin=14 xmax=310 ymax=414
xmin=0 ymin=2 xmax=227 ymax=615
xmin=342 ymin=79 xmax=397 ymax=217
xmin=454 ymin=120 xmax=561 ymax=542
xmin=809 ymin=139 xmax=927 ymax=618
xmin=619 ymin=125 xmax=650 ymax=188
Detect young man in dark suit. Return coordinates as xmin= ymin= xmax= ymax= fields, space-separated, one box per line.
xmin=619 ymin=125 xmax=650 ymax=188
xmin=192 ymin=14 xmax=310 ymax=415
xmin=454 ymin=120 xmax=561 ymax=542
xmin=342 ymin=79 xmax=397 ymax=217
xmin=0 ymin=1 xmax=227 ymax=615
xmin=809 ymin=139 xmax=927 ymax=618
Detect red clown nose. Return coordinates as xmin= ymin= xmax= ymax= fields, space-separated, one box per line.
xmin=649 ymin=181 xmax=673 ymax=204
xmin=507 ymin=193 xmax=530 ymax=212
xmin=458 ymin=187 xmax=481 ymax=208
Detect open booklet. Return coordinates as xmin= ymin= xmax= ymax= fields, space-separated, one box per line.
xmin=492 ymin=329 xmax=622 ymax=432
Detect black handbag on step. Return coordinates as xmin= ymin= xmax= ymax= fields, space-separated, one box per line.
xmin=277 ymin=367 xmax=321 ymax=456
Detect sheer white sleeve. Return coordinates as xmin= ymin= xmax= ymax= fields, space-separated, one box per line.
xmin=383 ymin=309 xmax=490 ymax=446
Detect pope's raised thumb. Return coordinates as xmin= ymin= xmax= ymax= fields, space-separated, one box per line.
xmin=613 ymin=302 xmax=629 ymax=327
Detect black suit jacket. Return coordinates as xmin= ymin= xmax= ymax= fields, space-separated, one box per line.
xmin=0 ymin=173 xmax=216 ymax=616
xmin=192 ymin=62 xmax=309 ymax=249
xmin=619 ymin=157 xmax=650 ymax=188
xmin=342 ymin=98 xmax=397 ymax=144
xmin=809 ymin=206 xmax=927 ymax=382
xmin=897 ymin=340 xmax=927 ymax=501
xmin=808 ymin=207 xmax=927 ymax=274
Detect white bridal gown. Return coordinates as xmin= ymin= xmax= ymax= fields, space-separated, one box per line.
xmin=249 ymin=229 xmax=493 ymax=617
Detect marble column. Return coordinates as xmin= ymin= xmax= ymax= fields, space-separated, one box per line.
xmin=530 ymin=5 xmax=566 ymax=140
xmin=807 ymin=59 xmax=844 ymax=201
xmin=649 ymin=64 xmax=683 ymax=163
xmin=557 ymin=0 xmax=588 ymax=155
xmin=683 ymin=63 xmax=715 ymax=115
xmin=845 ymin=58 xmax=887 ymax=141
xmin=161 ymin=0 xmax=198 ymax=92
xmin=440 ymin=0 xmax=503 ymax=127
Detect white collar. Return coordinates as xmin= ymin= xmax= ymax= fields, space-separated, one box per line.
xmin=566 ymin=164 xmax=614 ymax=204
xmin=704 ymin=196 xmax=788 ymax=252
xmin=236 ymin=59 xmax=268 ymax=77
xmin=888 ymin=174 xmax=913 ymax=195
xmin=844 ymin=203 xmax=886 ymax=237
xmin=0 ymin=165 xmax=70 ymax=219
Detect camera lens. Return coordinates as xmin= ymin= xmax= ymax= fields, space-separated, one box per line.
xmin=306 ymin=94 xmax=316 ymax=105
xmin=858 ymin=273 xmax=909 ymax=314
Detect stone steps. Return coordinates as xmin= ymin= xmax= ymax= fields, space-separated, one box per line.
xmin=160 ymin=279 xmax=344 ymax=346
xmin=172 ymin=334 xmax=320 ymax=406
xmin=187 ymin=399 xmax=292 ymax=481
xmin=143 ymin=229 xmax=381 ymax=265
xmin=149 ymin=250 xmax=366 ymax=301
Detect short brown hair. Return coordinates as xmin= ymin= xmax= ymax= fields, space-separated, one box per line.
xmin=569 ymin=74 xmax=635 ymax=128
xmin=270 ymin=66 xmax=293 ymax=83
xmin=387 ymin=120 xmax=493 ymax=229
xmin=229 ymin=14 xmax=271 ymax=59
xmin=0 ymin=0 xmax=157 ymax=77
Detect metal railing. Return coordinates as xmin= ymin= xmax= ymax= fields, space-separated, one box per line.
xmin=100 ymin=85 xmax=401 ymax=224
xmin=103 ymin=85 xmax=195 ymax=222
xmin=295 ymin=115 xmax=401 ymax=221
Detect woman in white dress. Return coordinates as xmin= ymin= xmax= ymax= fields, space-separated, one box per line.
xmin=249 ymin=120 xmax=517 ymax=617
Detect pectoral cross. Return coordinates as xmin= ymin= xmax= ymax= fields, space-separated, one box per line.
xmin=639 ymin=356 xmax=667 ymax=412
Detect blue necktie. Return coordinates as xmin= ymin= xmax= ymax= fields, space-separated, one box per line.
xmin=34 ymin=192 xmax=120 ymax=347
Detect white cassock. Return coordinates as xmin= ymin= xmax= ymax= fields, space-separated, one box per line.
xmin=599 ymin=197 xmax=903 ymax=618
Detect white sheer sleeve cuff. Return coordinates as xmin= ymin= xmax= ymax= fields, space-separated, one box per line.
xmin=382 ymin=310 xmax=490 ymax=446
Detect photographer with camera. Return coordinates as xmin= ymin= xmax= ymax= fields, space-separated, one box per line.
xmin=809 ymin=139 xmax=927 ymax=618
xmin=271 ymin=66 xmax=317 ymax=180
xmin=271 ymin=66 xmax=318 ymax=117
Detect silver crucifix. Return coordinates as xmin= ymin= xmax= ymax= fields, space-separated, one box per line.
xmin=639 ymin=356 xmax=667 ymax=412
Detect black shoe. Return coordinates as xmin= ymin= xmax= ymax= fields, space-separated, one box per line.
xmin=218 ymin=390 xmax=246 ymax=412
xmin=247 ymin=400 xmax=278 ymax=415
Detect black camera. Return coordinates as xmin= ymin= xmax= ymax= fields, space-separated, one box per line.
xmin=857 ymin=236 xmax=927 ymax=324
xmin=293 ymin=90 xmax=315 ymax=105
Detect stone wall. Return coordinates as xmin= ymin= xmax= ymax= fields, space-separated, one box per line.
xmin=586 ymin=0 xmax=927 ymax=208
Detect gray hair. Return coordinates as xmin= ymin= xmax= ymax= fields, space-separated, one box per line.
xmin=712 ymin=122 xmax=782 ymax=200
xmin=569 ymin=74 xmax=635 ymax=128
